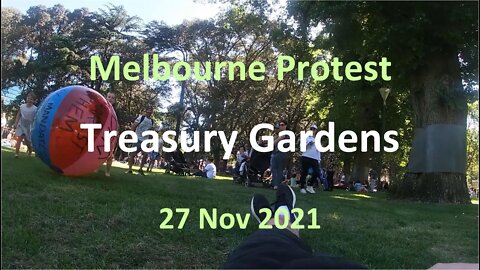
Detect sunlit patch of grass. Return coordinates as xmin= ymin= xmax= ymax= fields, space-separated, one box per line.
xmin=331 ymin=195 xmax=359 ymax=201
xmin=352 ymin=193 xmax=373 ymax=199
xmin=1 ymin=146 xmax=15 ymax=153
xmin=213 ymin=175 xmax=234 ymax=181
xmin=328 ymin=212 xmax=341 ymax=220
xmin=108 ymin=161 xmax=232 ymax=180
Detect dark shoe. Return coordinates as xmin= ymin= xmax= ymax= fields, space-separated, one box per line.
xmin=250 ymin=194 xmax=272 ymax=223
xmin=126 ymin=170 xmax=133 ymax=174
xmin=273 ymin=184 xmax=297 ymax=222
xmin=138 ymin=169 xmax=145 ymax=176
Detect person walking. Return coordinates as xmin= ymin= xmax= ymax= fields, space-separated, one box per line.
xmin=270 ymin=119 xmax=289 ymax=190
xmin=299 ymin=124 xmax=321 ymax=194
xmin=126 ymin=106 xmax=154 ymax=176
xmin=325 ymin=152 xmax=336 ymax=191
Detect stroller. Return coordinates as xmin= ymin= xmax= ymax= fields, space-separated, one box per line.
xmin=234 ymin=150 xmax=271 ymax=187
xmin=166 ymin=150 xmax=191 ymax=176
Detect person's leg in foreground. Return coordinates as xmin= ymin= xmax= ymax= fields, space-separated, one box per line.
xmin=222 ymin=184 xmax=366 ymax=269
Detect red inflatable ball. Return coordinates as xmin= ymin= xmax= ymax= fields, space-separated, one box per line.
xmin=31 ymin=86 xmax=118 ymax=176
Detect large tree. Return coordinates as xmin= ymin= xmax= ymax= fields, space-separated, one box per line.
xmin=289 ymin=1 xmax=478 ymax=203
xmin=1 ymin=5 xmax=170 ymax=128
xmin=145 ymin=7 xmax=312 ymax=162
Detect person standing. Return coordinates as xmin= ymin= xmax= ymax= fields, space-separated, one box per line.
xmin=14 ymin=92 xmax=37 ymax=158
xmin=325 ymin=152 xmax=336 ymax=191
xmin=1 ymin=112 xmax=9 ymax=139
xmin=244 ymin=143 xmax=253 ymax=159
xmin=126 ymin=106 xmax=154 ymax=176
xmin=147 ymin=136 xmax=163 ymax=172
xmin=1 ymin=112 xmax=7 ymax=129
xmin=270 ymin=119 xmax=289 ymax=190
xmin=104 ymin=91 xmax=117 ymax=177
xmin=234 ymin=146 xmax=248 ymax=176
xmin=299 ymin=124 xmax=321 ymax=194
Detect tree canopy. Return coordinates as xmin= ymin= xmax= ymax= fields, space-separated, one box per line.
xmin=1 ymin=2 xmax=478 ymax=202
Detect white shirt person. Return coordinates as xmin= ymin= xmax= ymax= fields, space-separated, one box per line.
xmin=204 ymin=161 xmax=217 ymax=179
xmin=194 ymin=158 xmax=217 ymax=179
xmin=127 ymin=106 xmax=155 ymax=175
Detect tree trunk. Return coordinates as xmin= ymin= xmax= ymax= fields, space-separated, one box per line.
xmin=342 ymin=154 xmax=353 ymax=183
xmin=175 ymin=78 xmax=187 ymax=142
xmin=395 ymin=49 xmax=470 ymax=203
xmin=351 ymin=152 xmax=369 ymax=183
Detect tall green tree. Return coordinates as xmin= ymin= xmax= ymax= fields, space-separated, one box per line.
xmin=145 ymin=7 xmax=311 ymax=161
xmin=1 ymin=7 xmax=28 ymax=91
xmin=289 ymin=1 xmax=478 ymax=203
xmin=1 ymin=4 xmax=170 ymax=127
xmin=466 ymin=101 xmax=479 ymax=190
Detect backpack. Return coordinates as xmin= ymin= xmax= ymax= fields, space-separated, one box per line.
xmin=133 ymin=115 xmax=154 ymax=131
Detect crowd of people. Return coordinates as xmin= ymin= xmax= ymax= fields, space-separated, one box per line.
xmin=1 ymin=126 xmax=17 ymax=148
xmin=117 ymin=105 xmax=219 ymax=179
xmin=2 ymin=91 xmax=221 ymax=180
xmin=5 ymin=92 xmax=478 ymax=269
xmin=230 ymin=120 xmax=394 ymax=195
xmin=5 ymin=93 xmax=477 ymax=197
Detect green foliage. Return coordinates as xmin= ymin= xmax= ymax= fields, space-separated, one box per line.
xmin=466 ymin=101 xmax=479 ymax=189
xmin=1 ymin=5 xmax=170 ymax=128
xmin=2 ymin=3 xmax=314 ymax=160
xmin=287 ymin=1 xmax=477 ymax=191
xmin=289 ymin=1 xmax=478 ymax=93
xmin=145 ymin=5 xmax=312 ymax=157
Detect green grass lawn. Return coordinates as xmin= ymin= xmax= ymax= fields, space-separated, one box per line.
xmin=2 ymin=147 xmax=478 ymax=269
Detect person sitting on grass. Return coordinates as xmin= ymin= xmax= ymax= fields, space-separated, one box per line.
xmin=193 ymin=158 xmax=217 ymax=179
xmin=354 ymin=179 xmax=369 ymax=193
xmin=263 ymin=168 xmax=272 ymax=182
xmin=222 ymin=184 xmax=366 ymax=269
